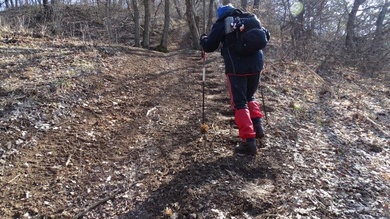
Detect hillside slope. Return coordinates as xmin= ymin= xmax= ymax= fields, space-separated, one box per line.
xmin=0 ymin=33 xmax=389 ymax=218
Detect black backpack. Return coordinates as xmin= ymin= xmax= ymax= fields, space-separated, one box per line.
xmin=223 ymin=9 xmax=270 ymax=56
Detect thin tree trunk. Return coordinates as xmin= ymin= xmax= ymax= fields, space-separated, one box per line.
xmin=131 ymin=0 xmax=141 ymax=47
xmin=241 ymin=0 xmax=247 ymax=11
xmin=202 ymin=0 xmax=206 ymax=33
xmin=345 ymin=0 xmax=366 ymax=50
xmin=173 ymin=0 xmax=182 ymax=19
xmin=291 ymin=2 xmax=304 ymax=44
xmin=374 ymin=1 xmax=389 ymax=42
xmin=185 ymin=0 xmax=200 ymax=50
xmin=253 ymin=0 xmax=260 ymax=12
xmin=42 ymin=0 xmax=53 ymax=21
xmin=105 ymin=0 xmax=114 ymax=43
xmin=142 ymin=0 xmax=151 ymax=48
xmin=159 ymin=0 xmax=170 ymax=51
xmin=206 ymin=0 xmax=214 ymax=31
xmin=151 ymin=0 xmax=163 ymax=35
xmin=125 ymin=0 xmax=134 ymax=20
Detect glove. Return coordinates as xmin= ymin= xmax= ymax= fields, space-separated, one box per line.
xmin=199 ymin=33 xmax=208 ymax=44
xmin=263 ymin=28 xmax=271 ymax=41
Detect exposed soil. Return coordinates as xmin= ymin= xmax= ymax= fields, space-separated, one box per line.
xmin=1 ymin=21 xmax=390 ymax=219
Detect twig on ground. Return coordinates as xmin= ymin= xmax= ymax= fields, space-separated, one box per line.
xmin=65 ymin=154 xmax=72 ymax=166
xmin=303 ymin=63 xmax=325 ymax=82
xmin=73 ymin=189 xmax=122 ymax=219
xmin=358 ymin=112 xmax=390 ymax=137
xmin=0 ymin=174 xmax=21 ymax=190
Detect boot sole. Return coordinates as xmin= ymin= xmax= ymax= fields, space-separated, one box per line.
xmin=234 ymin=147 xmax=257 ymax=155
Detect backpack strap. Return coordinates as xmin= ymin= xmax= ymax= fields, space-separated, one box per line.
xmin=232 ymin=8 xmax=244 ymax=16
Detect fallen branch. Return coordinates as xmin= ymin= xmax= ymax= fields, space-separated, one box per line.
xmin=358 ymin=112 xmax=390 ymax=138
xmin=303 ymin=63 xmax=325 ymax=82
xmin=73 ymin=189 xmax=122 ymax=219
xmin=65 ymin=154 xmax=72 ymax=166
xmin=0 ymin=174 xmax=21 ymax=190
xmin=146 ymin=106 xmax=158 ymax=117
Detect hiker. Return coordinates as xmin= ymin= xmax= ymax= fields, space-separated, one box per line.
xmin=200 ymin=1 xmax=269 ymax=155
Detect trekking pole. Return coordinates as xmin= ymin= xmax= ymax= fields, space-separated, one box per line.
xmin=260 ymin=84 xmax=269 ymax=127
xmin=202 ymin=50 xmax=206 ymax=124
xmin=200 ymin=50 xmax=209 ymax=134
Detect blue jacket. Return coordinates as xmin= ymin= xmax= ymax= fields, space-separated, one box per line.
xmin=201 ymin=8 xmax=264 ymax=75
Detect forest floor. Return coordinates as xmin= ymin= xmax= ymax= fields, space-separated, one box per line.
xmin=1 ymin=21 xmax=390 ymax=219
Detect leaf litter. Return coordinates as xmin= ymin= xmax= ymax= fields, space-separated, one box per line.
xmin=0 ymin=32 xmax=389 ymax=219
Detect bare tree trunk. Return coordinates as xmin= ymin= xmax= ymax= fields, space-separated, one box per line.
xmin=130 ymin=0 xmax=141 ymax=47
xmin=51 ymin=0 xmax=60 ymax=35
xmin=185 ymin=0 xmax=200 ymax=50
xmin=42 ymin=0 xmax=53 ymax=21
xmin=202 ymin=0 xmax=206 ymax=33
xmin=126 ymin=0 xmax=134 ymax=20
xmin=142 ymin=0 xmax=151 ymax=48
xmin=368 ymin=0 xmax=390 ymax=72
xmin=253 ymin=0 xmax=259 ymax=13
xmin=345 ymin=0 xmax=366 ymax=50
xmin=105 ymin=0 xmax=115 ymax=43
xmin=241 ymin=0 xmax=247 ymax=11
xmin=173 ymin=0 xmax=182 ymax=19
xmin=291 ymin=2 xmax=304 ymax=43
xmin=290 ymin=0 xmax=305 ymax=59
xmin=316 ymin=0 xmax=327 ymax=36
xmin=159 ymin=0 xmax=170 ymax=51
xmin=206 ymin=0 xmax=214 ymax=31
xmin=374 ymin=0 xmax=389 ymax=42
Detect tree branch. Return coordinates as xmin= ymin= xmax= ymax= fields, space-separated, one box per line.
xmin=73 ymin=189 xmax=122 ymax=219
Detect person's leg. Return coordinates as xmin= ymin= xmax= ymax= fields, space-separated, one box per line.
xmin=226 ymin=74 xmax=256 ymax=154
xmin=246 ymin=74 xmax=260 ymax=102
xmin=226 ymin=74 xmax=248 ymax=110
xmin=246 ymin=74 xmax=265 ymax=138
xmin=246 ymin=74 xmax=262 ymax=117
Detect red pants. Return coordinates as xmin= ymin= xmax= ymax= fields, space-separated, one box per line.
xmin=226 ymin=74 xmax=263 ymax=140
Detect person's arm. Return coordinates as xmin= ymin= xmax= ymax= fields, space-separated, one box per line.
xmin=200 ymin=21 xmax=225 ymax=52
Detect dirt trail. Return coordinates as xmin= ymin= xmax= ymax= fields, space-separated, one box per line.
xmin=0 ymin=36 xmax=389 ymax=219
